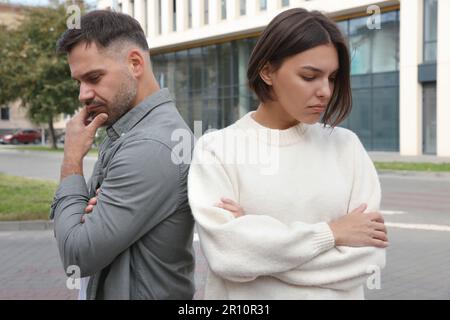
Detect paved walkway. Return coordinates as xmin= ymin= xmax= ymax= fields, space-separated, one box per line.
xmin=368 ymin=151 xmax=450 ymax=163
xmin=1 ymin=226 xmax=450 ymax=300
xmin=0 ymin=230 xmax=208 ymax=300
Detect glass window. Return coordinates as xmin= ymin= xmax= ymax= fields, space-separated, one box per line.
xmin=424 ymin=0 xmax=438 ymax=42
xmin=188 ymin=0 xmax=192 ymax=28
xmin=173 ymin=0 xmax=177 ymax=31
xmin=282 ymin=0 xmax=290 ymax=7
xmin=372 ymin=12 xmax=399 ymax=73
xmin=350 ymin=88 xmax=372 ymax=147
xmin=344 ymin=72 xmax=399 ymax=151
xmin=157 ymin=0 xmax=162 ymax=34
xmin=348 ymin=11 xmax=399 ymax=75
xmin=349 ymin=16 xmax=372 ymax=75
xmin=259 ymin=0 xmax=267 ymax=11
xmin=174 ymin=51 xmax=190 ymax=123
xmin=204 ymin=0 xmax=209 ymax=24
xmin=424 ymin=0 xmax=438 ymax=62
xmin=336 ymin=20 xmax=348 ymax=36
xmin=203 ymin=45 xmax=220 ymax=129
xmin=1 ymin=107 xmax=9 ymax=120
xmin=240 ymin=0 xmax=246 ymax=15
xmin=372 ymin=86 xmax=399 ymax=151
xmin=221 ymin=0 xmax=227 ymax=20
xmin=424 ymin=42 xmax=437 ymax=62
xmin=189 ymin=48 xmax=204 ymax=127
xmin=218 ymin=42 xmax=233 ymax=126
xmin=423 ymin=83 xmax=437 ymax=154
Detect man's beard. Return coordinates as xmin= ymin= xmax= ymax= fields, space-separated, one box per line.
xmin=104 ymin=74 xmax=138 ymax=127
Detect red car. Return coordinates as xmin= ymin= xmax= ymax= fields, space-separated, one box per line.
xmin=0 ymin=129 xmax=42 ymax=144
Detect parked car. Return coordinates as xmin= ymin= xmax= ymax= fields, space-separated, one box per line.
xmin=1 ymin=129 xmax=42 ymax=144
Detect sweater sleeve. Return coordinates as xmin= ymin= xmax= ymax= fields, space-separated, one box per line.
xmin=271 ymin=132 xmax=386 ymax=290
xmin=188 ymin=135 xmax=336 ymax=283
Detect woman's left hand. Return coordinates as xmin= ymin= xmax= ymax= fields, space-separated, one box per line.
xmin=215 ymin=197 xmax=245 ymax=218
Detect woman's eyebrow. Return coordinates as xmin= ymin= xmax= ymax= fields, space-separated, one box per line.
xmin=301 ymin=65 xmax=339 ymax=74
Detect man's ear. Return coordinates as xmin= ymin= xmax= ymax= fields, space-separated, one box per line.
xmin=259 ymin=63 xmax=274 ymax=86
xmin=128 ymin=49 xmax=145 ymax=77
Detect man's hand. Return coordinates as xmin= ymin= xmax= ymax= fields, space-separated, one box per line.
xmin=60 ymin=107 xmax=108 ymax=181
xmin=81 ymin=188 xmax=100 ymax=223
xmin=215 ymin=197 xmax=245 ymax=218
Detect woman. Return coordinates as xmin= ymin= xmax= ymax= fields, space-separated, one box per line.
xmin=188 ymin=8 xmax=388 ymax=300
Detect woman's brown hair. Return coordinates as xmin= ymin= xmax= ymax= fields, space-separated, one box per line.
xmin=247 ymin=8 xmax=352 ymax=127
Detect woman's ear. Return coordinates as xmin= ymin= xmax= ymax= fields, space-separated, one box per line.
xmin=259 ymin=63 xmax=273 ymax=86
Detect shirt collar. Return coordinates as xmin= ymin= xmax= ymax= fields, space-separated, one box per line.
xmin=106 ymin=88 xmax=172 ymax=140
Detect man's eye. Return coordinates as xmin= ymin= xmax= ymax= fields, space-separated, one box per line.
xmin=88 ymin=75 xmax=100 ymax=83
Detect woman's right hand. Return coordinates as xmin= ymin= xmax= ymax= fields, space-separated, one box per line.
xmin=328 ymin=204 xmax=389 ymax=248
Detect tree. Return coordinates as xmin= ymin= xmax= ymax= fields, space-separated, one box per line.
xmin=0 ymin=5 xmax=80 ymax=149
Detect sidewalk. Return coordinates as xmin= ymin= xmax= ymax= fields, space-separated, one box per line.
xmin=2 ymin=227 xmax=449 ymax=299
xmin=369 ymin=151 xmax=450 ymax=164
xmin=0 ymin=220 xmax=53 ymax=232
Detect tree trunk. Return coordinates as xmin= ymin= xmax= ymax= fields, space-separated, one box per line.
xmin=48 ymin=115 xmax=57 ymax=150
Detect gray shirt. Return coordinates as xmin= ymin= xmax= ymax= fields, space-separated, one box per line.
xmin=50 ymin=89 xmax=196 ymax=299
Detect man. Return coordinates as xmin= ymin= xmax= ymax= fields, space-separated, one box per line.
xmin=50 ymin=10 xmax=195 ymax=299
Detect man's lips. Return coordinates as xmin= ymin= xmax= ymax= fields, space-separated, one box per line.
xmin=87 ymin=104 xmax=103 ymax=111
xmin=86 ymin=105 xmax=104 ymax=116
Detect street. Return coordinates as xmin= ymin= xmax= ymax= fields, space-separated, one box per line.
xmin=1 ymin=147 xmax=450 ymax=299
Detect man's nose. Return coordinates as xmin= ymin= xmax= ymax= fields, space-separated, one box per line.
xmin=78 ymin=83 xmax=95 ymax=104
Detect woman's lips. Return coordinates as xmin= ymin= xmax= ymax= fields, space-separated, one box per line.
xmin=310 ymin=106 xmax=325 ymax=113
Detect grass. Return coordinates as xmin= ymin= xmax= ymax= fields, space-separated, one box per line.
xmin=374 ymin=162 xmax=450 ymax=172
xmin=3 ymin=145 xmax=98 ymax=156
xmin=0 ymin=174 xmax=57 ymax=221
xmin=0 ymin=161 xmax=448 ymax=222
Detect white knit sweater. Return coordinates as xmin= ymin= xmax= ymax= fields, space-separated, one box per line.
xmin=188 ymin=112 xmax=386 ymax=300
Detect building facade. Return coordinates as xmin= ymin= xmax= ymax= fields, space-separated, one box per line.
xmin=97 ymin=0 xmax=450 ymax=157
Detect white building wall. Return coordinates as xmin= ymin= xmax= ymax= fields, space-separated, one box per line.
xmin=134 ymin=0 xmax=147 ymax=34
xmin=399 ymin=0 xmax=423 ymax=156
xmin=436 ymin=0 xmax=450 ymax=157
xmin=96 ymin=0 xmax=396 ymax=51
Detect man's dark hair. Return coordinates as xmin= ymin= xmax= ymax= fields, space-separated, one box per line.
xmin=247 ymin=8 xmax=352 ymax=127
xmin=56 ymin=10 xmax=149 ymax=54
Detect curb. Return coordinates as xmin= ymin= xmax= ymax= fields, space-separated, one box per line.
xmin=0 ymin=220 xmax=53 ymax=232
xmin=377 ymin=169 xmax=450 ymax=179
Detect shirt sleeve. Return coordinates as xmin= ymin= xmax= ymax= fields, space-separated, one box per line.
xmin=271 ymin=132 xmax=386 ymax=290
xmin=188 ymin=135 xmax=336 ymax=283
xmin=51 ymin=139 xmax=182 ymax=277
